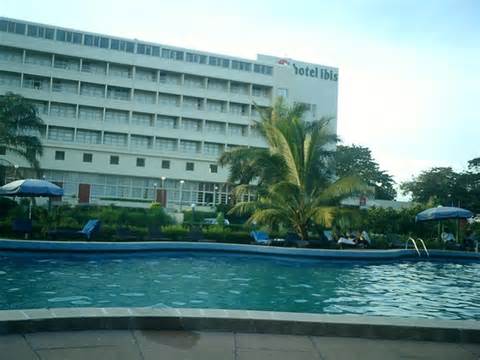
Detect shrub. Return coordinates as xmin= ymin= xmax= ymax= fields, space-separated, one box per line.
xmin=183 ymin=210 xmax=216 ymax=224
xmin=221 ymin=231 xmax=251 ymax=244
xmin=203 ymin=225 xmax=230 ymax=242
xmin=161 ymin=224 xmax=189 ymax=241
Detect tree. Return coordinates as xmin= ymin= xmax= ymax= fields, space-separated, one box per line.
xmin=468 ymin=157 xmax=480 ymax=172
xmin=400 ymin=167 xmax=459 ymax=205
xmin=400 ymin=164 xmax=480 ymax=213
xmin=0 ymin=92 xmax=44 ymax=173
xmin=220 ymin=98 xmax=366 ymax=240
xmin=335 ymin=144 xmax=396 ymax=200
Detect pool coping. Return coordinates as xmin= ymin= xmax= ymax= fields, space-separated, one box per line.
xmin=0 ymin=307 xmax=478 ymax=343
xmin=1 ymin=239 xmax=479 ymax=260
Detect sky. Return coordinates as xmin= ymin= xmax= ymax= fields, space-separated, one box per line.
xmin=2 ymin=0 xmax=479 ymax=198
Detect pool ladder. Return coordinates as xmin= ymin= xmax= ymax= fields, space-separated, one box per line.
xmin=407 ymin=237 xmax=430 ymax=257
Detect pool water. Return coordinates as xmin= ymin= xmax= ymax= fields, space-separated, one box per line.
xmin=0 ymin=252 xmax=479 ymax=320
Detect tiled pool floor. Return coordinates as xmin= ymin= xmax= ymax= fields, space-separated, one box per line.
xmin=2 ymin=330 xmax=479 ymax=360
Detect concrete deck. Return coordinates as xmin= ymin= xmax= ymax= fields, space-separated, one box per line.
xmin=2 ymin=330 xmax=480 ymax=360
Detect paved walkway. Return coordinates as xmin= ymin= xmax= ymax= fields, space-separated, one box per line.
xmin=1 ymin=330 xmax=479 ymax=360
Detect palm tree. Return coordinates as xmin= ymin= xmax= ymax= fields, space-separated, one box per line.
xmin=220 ymin=98 xmax=366 ymax=240
xmin=0 ymin=92 xmax=44 ymax=173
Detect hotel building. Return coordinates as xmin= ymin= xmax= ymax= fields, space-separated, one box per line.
xmin=0 ymin=17 xmax=338 ymax=210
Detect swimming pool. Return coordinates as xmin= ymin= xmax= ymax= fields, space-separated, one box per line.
xmin=1 ymin=251 xmax=479 ymax=320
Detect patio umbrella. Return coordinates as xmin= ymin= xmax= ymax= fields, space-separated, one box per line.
xmin=415 ymin=206 xmax=474 ymax=244
xmin=415 ymin=206 xmax=474 ymax=222
xmin=0 ymin=179 xmax=64 ymax=219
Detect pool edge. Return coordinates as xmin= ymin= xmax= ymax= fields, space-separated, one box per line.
xmin=0 ymin=308 xmax=478 ymax=343
xmin=1 ymin=238 xmax=479 ymax=260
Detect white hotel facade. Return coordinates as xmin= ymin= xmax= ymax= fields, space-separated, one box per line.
xmin=0 ymin=17 xmax=338 ymax=210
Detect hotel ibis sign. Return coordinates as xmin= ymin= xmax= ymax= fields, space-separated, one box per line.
xmin=292 ymin=63 xmax=338 ymax=82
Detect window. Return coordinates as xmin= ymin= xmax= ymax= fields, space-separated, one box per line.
xmin=1 ymin=21 xmax=26 ymax=35
xmin=136 ymin=158 xmax=145 ymax=167
xmin=107 ymin=86 xmax=130 ymax=101
xmin=110 ymin=155 xmax=119 ymax=165
xmin=210 ymin=164 xmax=218 ymax=173
xmin=186 ymin=162 xmax=194 ymax=171
xmin=208 ymin=56 xmax=230 ymax=68
xmin=103 ymin=132 xmax=127 ymax=147
xmin=230 ymin=82 xmax=249 ymax=95
xmin=180 ymin=140 xmax=200 ymax=154
xmin=156 ymin=138 xmax=177 ymax=151
xmin=105 ymin=109 xmax=129 ymax=124
xmin=80 ymin=83 xmax=105 ymax=97
xmin=161 ymin=48 xmax=184 ymax=60
xmin=254 ymin=64 xmax=273 ymax=75
xmin=156 ymin=115 xmax=177 ymax=129
xmin=182 ymin=118 xmax=201 ymax=131
xmin=229 ymin=124 xmax=246 ymax=136
xmin=205 ymin=121 xmax=225 ymax=134
xmin=161 ymin=160 xmax=170 ymax=169
xmin=83 ymin=153 xmax=93 ymax=163
xmin=184 ymin=75 xmax=204 ymax=88
xmin=50 ymin=103 xmax=76 ymax=118
xmin=136 ymin=67 xmax=156 ymax=82
xmin=109 ymin=64 xmax=132 ymax=78
xmin=76 ymin=129 xmax=101 ymax=144
xmin=55 ymin=151 xmax=65 ymax=160
xmin=79 ymin=106 xmax=103 ymax=121
xmin=131 ymin=135 xmax=152 ymax=149
xmin=277 ymin=88 xmax=288 ymax=98
xmin=132 ymin=112 xmax=153 ymax=127
xmin=81 ymin=60 xmax=106 ymax=74
xmin=134 ymin=90 xmax=155 ymax=104
xmin=232 ymin=60 xmax=252 ymax=72
xmin=183 ymin=97 xmax=203 ymax=110
xmin=207 ymin=100 xmax=226 ymax=113
xmin=137 ymin=43 xmax=154 ymax=56
xmin=204 ymin=142 xmax=222 ymax=156
xmin=186 ymin=52 xmax=207 ymax=64
xmin=48 ymin=127 xmax=74 ymax=142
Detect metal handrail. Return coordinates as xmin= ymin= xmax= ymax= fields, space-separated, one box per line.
xmin=406 ymin=237 xmax=421 ymax=257
xmin=417 ymin=238 xmax=430 ymax=257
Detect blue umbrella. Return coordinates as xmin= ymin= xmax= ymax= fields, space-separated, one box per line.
xmin=0 ymin=179 xmax=63 ymax=197
xmin=0 ymin=179 xmax=64 ymax=220
xmin=415 ymin=206 xmax=474 ymax=222
xmin=416 ymin=206 xmax=474 ymax=245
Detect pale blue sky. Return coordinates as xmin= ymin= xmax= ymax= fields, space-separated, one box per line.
xmin=3 ymin=0 xmax=479 ymax=197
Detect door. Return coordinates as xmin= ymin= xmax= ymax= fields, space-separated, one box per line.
xmin=156 ymin=189 xmax=167 ymax=207
xmin=78 ymin=183 xmax=91 ymax=204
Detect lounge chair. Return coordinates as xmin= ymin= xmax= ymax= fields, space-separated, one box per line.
xmin=250 ymin=231 xmax=271 ymax=245
xmin=283 ymin=232 xmax=308 ymax=247
xmin=48 ymin=219 xmax=101 ymax=241
xmin=12 ymin=219 xmax=33 ymax=238
xmin=115 ymin=227 xmax=140 ymax=241
xmin=306 ymin=230 xmax=336 ymax=248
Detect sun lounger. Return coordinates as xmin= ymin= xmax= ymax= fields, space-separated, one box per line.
xmin=48 ymin=219 xmax=101 ymax=241
xmin=250 ymin=231 xmax=271 ymax=245
xmin=284 ymin=232 xmax=308 ymax=247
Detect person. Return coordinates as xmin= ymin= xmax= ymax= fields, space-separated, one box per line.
xmin=465 ymin=230 xmax=479 ymax=252
xmin=441 ymin=228 xmax=455 ymax=243
xmin=358 ymin=230 xmax=371 ymax=247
